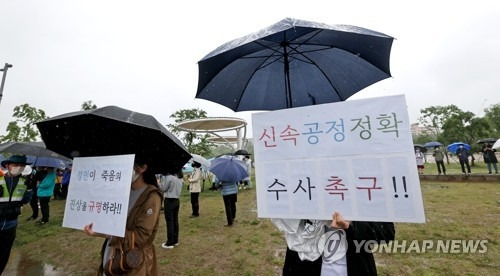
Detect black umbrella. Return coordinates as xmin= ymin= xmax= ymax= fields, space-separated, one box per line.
xmin=35 ymin=106 xmax=191 ymax=174
xmin=477 ymin=138 xmax=497 ymax=144
xmin=414 ymin=144 xmax=427 ymax=153
xmin=234 ymin=149 xmax=251 ymax=156
xmin=196 ymin=18 xmax=394 ymax=111
xmin=0 ymin=141 xmax=71 ymax=161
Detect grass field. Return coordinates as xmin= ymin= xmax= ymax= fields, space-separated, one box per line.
xmin=7 ymin=169 xmax=500 ymax=275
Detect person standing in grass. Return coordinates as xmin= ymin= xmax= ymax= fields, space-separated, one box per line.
xmin=36 ymin=166 xmax=56 ymax=225
xmin=432 ymin=146 xmax=446 ymax=175
xmin=159 ymin=170 xmax=183 ymax=249
xmin=188 ymin=162 xmax=202 ymax=218
xmin=482 ymin=143 xmax=498 ymax=174
xmin=83 ymin=157 xmax=163 ymax=275
xmin=0 ymin=155 xmax=33 ymax=274
xmin=215 ymin=180 xmax=238 ymax=226
xmin=456 ymin=144 xmax=471 ymax=175
xmin=415 ymin=148 xmax=425 ymax=174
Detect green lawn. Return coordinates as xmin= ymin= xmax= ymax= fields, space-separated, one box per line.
xmin=7 ymin=177 xmax=499 ymax=275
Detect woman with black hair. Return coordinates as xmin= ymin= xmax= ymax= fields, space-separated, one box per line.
xmin=83 ymin=157 xmax=163 ymax=275
xmin=188 ymin=161 xmax=202 ymax=217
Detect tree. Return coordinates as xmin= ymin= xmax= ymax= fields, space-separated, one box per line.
xmin=483 ymin=103 xmax=500 ymax=137
xmin=81 ymin=100 xmax=97 ymax=110
xmin=441 ymin=110 xmax=490 ymax=165
xmin=167 ymin=108 xmax=212 ymax=156
xmin=0 ymin=103 xmax=48 ymax=142
xmin=418 ymin=105 xmax=462 ymax=139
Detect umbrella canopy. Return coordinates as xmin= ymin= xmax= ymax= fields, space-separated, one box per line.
xmin=424 ymin=141 xmax=443 ymax=148
xmin=36 ymin=106 xmax=191 ymax=174
xmin=26 ymin=156 xmax=69 ymax=168
xmin=0 ymin=141 xmax=71 ymax=161
xmin=414 ymin=144 xmax=427 ymax=153
xmin=234 ymin=149 xmax=251 ymax=156
xmin=209 ymin=155 xmax=248 ymax=182
xmin=196 ymin=18 xmax=394 ymax=111
xmin=447 ymin=142 xmax=471 ymax=153
xmin=492 ymin=139 xmax=500 ymax=149
xmin=477 ymin=138 xmax=497 ymax=144
xmin=190 ymin=153 xmax=211 ymax=168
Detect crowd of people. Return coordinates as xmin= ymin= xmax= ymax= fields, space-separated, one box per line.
xmin=415 ymin=143 xmax=498 ymax=175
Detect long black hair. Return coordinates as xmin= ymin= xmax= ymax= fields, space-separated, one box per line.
xmin=135 ymin=155 xmax=159 ymax=188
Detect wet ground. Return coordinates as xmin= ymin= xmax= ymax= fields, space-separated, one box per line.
xmin=4 ymin=250 xmax=66 ymax=276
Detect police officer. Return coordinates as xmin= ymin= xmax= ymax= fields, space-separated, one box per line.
xmin=0 ymin=155 xmax=33 ymax=274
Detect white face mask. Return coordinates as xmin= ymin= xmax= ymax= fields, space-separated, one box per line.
xmin=9 ymin=166 xmax=25 ymax=177
xmin=131 ymin=170 xmax=140 ymax=183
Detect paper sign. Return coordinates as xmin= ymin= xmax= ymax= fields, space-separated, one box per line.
xmin=62 ymin=154 xmax=135 ymax=237
xmin=252 ymin=95 xmax=425 ymax=223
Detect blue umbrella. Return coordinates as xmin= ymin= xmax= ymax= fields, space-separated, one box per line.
xmin=447 ymin=142 xmax=471 ymax=153
xmin=196 ymin=18 xmax=394 ymax=111
xmin=209 ymin=155 xmax=248 ymax=182
xmin=27 ymin=156 xmax=69 ymax=168
xmin=424 ymin=141 xmax=443 ymax=148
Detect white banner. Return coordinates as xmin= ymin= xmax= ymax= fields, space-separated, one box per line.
xmin=252 ymin=95 xmax=425 ymax=223
xmin=62 ymin=154 xmax=135 ymax=237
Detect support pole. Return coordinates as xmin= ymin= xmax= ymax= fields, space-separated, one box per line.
xmin=0 ymin=63 xmax=13 ymax=105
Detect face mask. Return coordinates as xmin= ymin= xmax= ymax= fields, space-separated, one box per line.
xmin=9 ymin=166 xmax=24 ymax=177
xmin=131 ymin=170 xmax=140 ymax=183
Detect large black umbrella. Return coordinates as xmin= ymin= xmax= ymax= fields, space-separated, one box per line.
xmin=0 ymin=141 xmax=71 ymax=161
xmin=477 ymin=138 xmax=497 ymax=144
xmin=196 ymin=18 xmax=394 ymax=111
xmin=35 ymin=106 xmax=191 ymax=174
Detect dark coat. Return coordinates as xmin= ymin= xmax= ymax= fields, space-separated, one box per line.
xmin=482 ymin=146 xmax=498 ymax=164
xmin=282 ymin=221 xmax=395 ymax=276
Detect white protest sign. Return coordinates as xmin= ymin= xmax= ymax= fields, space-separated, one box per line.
xmin=252 ymin=95 xmax=425 ymax=223
xmin=62 ymin=154 xmax=135 ymax=237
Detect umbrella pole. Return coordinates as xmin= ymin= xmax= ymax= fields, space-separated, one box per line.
xmin=282 ymin=36 xmax=292 ymax=108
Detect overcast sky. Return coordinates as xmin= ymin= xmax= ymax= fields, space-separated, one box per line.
xmin=0 ymin=1 xmax=499 ymax=140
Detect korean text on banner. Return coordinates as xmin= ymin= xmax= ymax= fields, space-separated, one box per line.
xmin=62 ymin=154 xmax=135 ymax=237
xmin=252 ymin=95 xmax=425 ymax=223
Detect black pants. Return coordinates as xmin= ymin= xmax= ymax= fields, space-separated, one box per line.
xmin=29 ymin=190 xmax=39 ymax=219
xmin=164 ymin=198 xmax=180 ymax=246
xmin=222 ymin=193 xmax=237 ymax=225
xmin=53 ymin=183 xmax=62 ymax=199
xmin=459 ymin=160 xmax=471 ymax=173
xmin=0 ymin=225 xmax=17 ymax=274
xmin=436 ymin=160 xmax=446 ymax=174
xmin=39 ymin=196 xmax=51 ymax=222
xmin=61 ymin=185 xmax=69 ymax=199
xmin=283 ymin=247 xmax=322 ymax=276
xmin=190 ymin=192 xmax=199 ymax=216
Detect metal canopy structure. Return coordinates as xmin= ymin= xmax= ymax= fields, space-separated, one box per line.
xmin=177 ymin=117 xmax=247 ymax=150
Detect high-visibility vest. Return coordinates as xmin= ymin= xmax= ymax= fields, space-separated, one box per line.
xmin=0 ymin=176 xmax=27 ymax=203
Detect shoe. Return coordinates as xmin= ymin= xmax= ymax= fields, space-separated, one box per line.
xmin=161 ymin=243 xmax=174 ymax=249
xmin=26 ymin=217 xmax=37 ymax=221
xmin=224 ymin=223 xmax=233 ymax=227
xmin=488 ymin=172 xmax=492 ymax=174
xmin=174 ymin=242 xmax=179 ymax=246
xmin=36 ymin=220 xmax=47 ymax=225
xmin=467 ymin=173 xmax=471 ymax=175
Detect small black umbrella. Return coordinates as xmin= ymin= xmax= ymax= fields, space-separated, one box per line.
xmin=35 ymin=106 xmax=191 ymax=174
xmin=477 ymin=138 xmax=497 ymax=144
xmin=196 ymin=18 xmax=394 ymax=111
xmin=414 ymin=144 xmax=427 ymax=153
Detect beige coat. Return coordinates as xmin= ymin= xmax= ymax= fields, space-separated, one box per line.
xmin=188 ymin=168 xmax=202 ymax=193
xmin=99 ymin=184 xmax=163 ymax=275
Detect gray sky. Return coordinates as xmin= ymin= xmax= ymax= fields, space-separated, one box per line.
xmin=1 ymin=0 xmax=499 ymax=139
